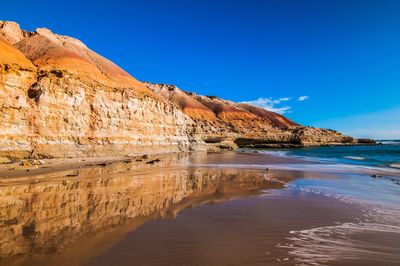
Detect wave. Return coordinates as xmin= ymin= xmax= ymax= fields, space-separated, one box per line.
xmin=379 ymin=140 xmax=400 ymax=145
xmin=253 ymin=150 xmax=289 ymax=158
xmin=241 ymin=148 xmax=400 ymax=177
xmin=278 ymin=184 xmax=400 ymax=265
xmin=250 ymin=149 xmax=342 ymax=164
xmin=344 ymin=156 xmax=365 ymax=160
xmin=279 ymin=221 xmax=400 ymax=265
xmin=247 ymin=149 xmax=377 ymax=165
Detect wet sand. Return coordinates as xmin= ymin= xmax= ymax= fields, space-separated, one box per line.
xmin=0 ymin=152 xmax=399 ymax=265
xmin=85 ymin=192 xmax=362 ymax=266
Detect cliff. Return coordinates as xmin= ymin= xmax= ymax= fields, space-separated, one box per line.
xmin=0 ymin=21 xmax=368 ymax=160
xmin=0 ymin=21 xmax=202 ymax=160
xmin=146 ymin=83 xmax=359 ymax=149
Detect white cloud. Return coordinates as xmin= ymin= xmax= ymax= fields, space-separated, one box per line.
xmin=241 ymin=97 xmax=292 ymax=114
xmin=298 ymin=95 xmax=309 ymax=102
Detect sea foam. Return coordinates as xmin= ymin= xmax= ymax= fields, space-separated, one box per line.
xmin=279 ymin=182 xmax=400 ymax=265
xmin=344 ymin=156 xmax=365 ymax=160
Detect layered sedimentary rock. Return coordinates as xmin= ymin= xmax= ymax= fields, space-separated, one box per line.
xmin=147 ymin=83 xmax=358 ymax=148
xmin=0 ymin=21 xmax=368 ymax=160
xmin=0 ymin=21 xmax=201 ymax=160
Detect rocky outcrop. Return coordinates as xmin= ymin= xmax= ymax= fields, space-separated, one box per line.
xmin=0 ymin=21 xmax=372 ymax=160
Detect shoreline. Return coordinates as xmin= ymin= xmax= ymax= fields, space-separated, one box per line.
xmin=0 ymin=140 xmax=380 ymax=179
xmin=1 ymin=146 xmax=399 ymax=184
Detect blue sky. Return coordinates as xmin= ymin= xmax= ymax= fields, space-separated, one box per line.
xmin=2 ymin=0 xmax=400 ymax=139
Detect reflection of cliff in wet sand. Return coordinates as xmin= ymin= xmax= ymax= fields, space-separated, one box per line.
xmin=0 ymin=155 xmax=282 ymax=265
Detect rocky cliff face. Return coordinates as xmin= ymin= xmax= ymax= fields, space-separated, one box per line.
xmin=0 ymin=21 xmax=367 ymax=160
xmin=146 ymin=83 xmax=359 ymax=148
xmin=0 ymin=21 xmax=202 ymax=160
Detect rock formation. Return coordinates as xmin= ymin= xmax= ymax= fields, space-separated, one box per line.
xmin=0 ymin=21 xmax=201 ymax=160
xmin=146 ymin=83 xmax=360 ymax=149
xmin=0 ymin=21 xmax=372 ymax=160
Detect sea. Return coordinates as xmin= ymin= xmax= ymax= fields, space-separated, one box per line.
xmin=255 ymin=140 xmax=400 ymax=170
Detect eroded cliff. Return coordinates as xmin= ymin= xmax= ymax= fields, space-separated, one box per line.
xmin=0 ymin=21 xmax=202 ymax=160
xmin=146 ymin=83 xmax=359 ymax=149
xmin=0 ymin=21 xmax=368 ymax=160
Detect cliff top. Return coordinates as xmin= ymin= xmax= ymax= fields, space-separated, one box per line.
xmin=146 ymin=82 xmax=299 ymax=129
xmin=0 ymin=20 xmax=153 ymax=95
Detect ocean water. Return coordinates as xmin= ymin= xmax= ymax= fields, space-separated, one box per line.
xmin=256 ymin=141 xmax=400 ymax=170
xmin=235 ymin=143 xmax=400 ymax=209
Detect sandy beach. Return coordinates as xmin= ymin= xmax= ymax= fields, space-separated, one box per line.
xmin=1 ymin=151 xmax=399 ymax=265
